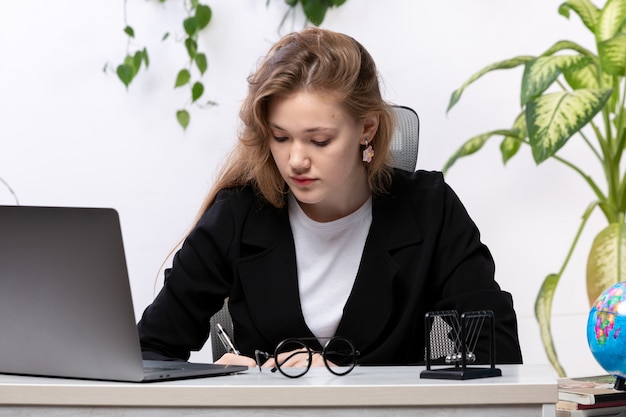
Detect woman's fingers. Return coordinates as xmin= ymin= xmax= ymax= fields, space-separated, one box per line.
xmin=214 ymin=352 xmax=258 ymax=367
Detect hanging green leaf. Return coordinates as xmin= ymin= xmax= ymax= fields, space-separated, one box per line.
xmin=124 ymin=25 xmax=135 ymax=38
xmin=301 ymin=0 xmax=328 ymax=26
xmin=177 ymin=110 xmax=190 ymax=130
xmin=185 ymin=38 xmax=198 ymax=59
xmin=191 ymin=82 xmax=204 ymax=102
xmin=175 ymin=69 xmax=191 ymax=88
xmin=195 ymin=4 xmax=212 ymax=30
xmin=195 ymin=53 xmax=208 ymax=75
xmin=116 ymin=64 xmax=134 ymax=88
xmin=183 ymin=16 xmax=198 ymax=36
xmin=526 ymin=88 xmax=612 ymax=163
xmin=141 ymin=47 xmax=150 ymax=68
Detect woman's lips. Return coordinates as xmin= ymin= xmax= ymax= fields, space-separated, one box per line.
xmin=291 ymin=176 xmax=316 ymax=186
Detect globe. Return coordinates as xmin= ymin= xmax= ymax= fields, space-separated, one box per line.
xmin=587 ymin=281 xmax=626 ymax=380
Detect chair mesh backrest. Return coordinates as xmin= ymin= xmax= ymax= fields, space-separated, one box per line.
xmin=209 ymin=105 xmax=420 ymax=361
xmin=390 ymin=106 xmax=420 ymax=172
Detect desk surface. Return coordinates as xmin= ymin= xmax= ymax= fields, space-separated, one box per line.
xmin=0 ymin=364 xmax=556 ymax=408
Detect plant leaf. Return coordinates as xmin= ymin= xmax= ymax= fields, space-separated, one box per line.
xmin=564 ymin=61 xmax=602 ymax=89
xmin=183 ymin=16 xmax=198 ymax=36
xmin=191 ymin=81 xmax=204 ymax=102
xmin=176 ymin=109 xmax=190 ymax=130
xmin=443 ymin=129 xmax=520 ymax=174
xmin=124 ymin=25 xmax=135 ymax=38
xmin=116 ymin=64 xmax=134 ymax=88
xmin=175 ymin=69 xmax=191 ymax=88
xmin=596 ymin=0 xmax=626 ymax=42
xmin=195 ymin=53 xmax=208 ymax=75
xmin=526 ymin=88 xmax=612 ymax=163
xmin=301 ymin=0 xmax=327 ymax=26
xmin=558 ymin=0 xmax=600 ymax=33
xmin=195 ymin=4 xmax=212 ymax=30
xmin=447 ymin=56 xmax=535 ymax=113
xmin=534 ymin=273 xmax=567 ymax=377
xmin=541 ymin=40 xmax=597 ymax=58
xmin=521 ymin=55 xmax=590 ymax=106
xmin=142 ymin=48 xmax=150 ymax=68
xmin=501 ymin=113 xmax=527 ymax=164
xmin=586 ymin=223 xmax=626 ymax=306
xmin=123 ymin=54 xmax=139 ymax=76
xmin=598 ymin=33 xmax=626 ymax=75
xmin=185 ymin=38 xmax=198 ymax=59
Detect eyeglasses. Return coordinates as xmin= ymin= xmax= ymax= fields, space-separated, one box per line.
xmin=254 ymin=336 xmax=359 ymax=378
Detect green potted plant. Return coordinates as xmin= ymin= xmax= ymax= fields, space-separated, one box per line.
xmin=444 ymin=0 xmax=626 ymax=376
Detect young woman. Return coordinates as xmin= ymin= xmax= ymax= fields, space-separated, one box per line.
xmin=137 ymin=27 xmax=523 ymax=369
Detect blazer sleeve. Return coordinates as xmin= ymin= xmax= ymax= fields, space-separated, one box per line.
xmin=137 ymin=191 xmax=240 ymax=361
xmin=427 ymin=179 xmax=523 ymax=364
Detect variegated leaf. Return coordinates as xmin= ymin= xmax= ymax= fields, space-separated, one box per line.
xmin=443 ymin=129 xmax=520 ymax=174
xmin=596 ymin=0 xmax=626 ymax=42
xmin=586 ymin=223 xmax=626 ymax=306
xmin=598 ymin=33 xmax=626 ymax=75
xmin=535 ymin=273 xmax=566 ymax=377
xmin=501 ymin=112 xmax=527 ymax=164
xmin=558 ymin=0 xmax=600 ymax=33
xmin=526 ymin=88 xmax=612 ymax=163
xmin=564 ymin=62 xmax=602 ymax=89
xmin=521 ymin=55 xmax=590 ymax=106
xmin=447 ymin=56 xmax=535 ymax=112
xmin=541 ymin=40 xmax=596 ymax=58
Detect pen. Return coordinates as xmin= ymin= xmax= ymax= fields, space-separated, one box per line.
xmin=216 ymin=323 xmax=240 ymax=355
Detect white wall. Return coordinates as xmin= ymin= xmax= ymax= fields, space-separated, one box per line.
xmin=0 ymin=0 xmax=608 ymax=376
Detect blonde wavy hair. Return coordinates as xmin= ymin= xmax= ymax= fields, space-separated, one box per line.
xmin=199 ymin=27 xmax=395 ymax=214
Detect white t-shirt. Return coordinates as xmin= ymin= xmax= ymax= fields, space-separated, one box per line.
xmin=288 ymin=192 xmax=373 ymax=339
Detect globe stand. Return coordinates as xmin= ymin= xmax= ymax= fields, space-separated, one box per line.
xmin=420 ymin=310 xmax=501 ymax=380
xmin=615 ymin=376 xmax=626 ymax=391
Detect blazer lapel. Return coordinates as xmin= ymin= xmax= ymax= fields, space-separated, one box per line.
xmin=236 ymin=203 xmax=313 ymax=343
xmin=337 ymin=191 xmax=422 ymax=353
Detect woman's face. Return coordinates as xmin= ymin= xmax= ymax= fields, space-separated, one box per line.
xmin=267 ymin=90 xmax=377 ymax=222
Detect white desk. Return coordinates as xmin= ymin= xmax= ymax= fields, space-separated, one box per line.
xmin=0 ymin=364 xmax=557 ymax=417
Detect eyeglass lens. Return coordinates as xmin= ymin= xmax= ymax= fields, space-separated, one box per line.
xmin=274 ymin=337 xmax=357 ymax=378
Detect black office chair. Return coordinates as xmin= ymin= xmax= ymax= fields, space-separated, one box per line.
xmin=209 ymin=105 xmax=420 ymax=361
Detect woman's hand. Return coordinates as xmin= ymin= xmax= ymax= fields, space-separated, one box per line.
xmin=215 ymin=352 xmax=258 ymax=367
xmin=262 ymin=348 xmax=327 ymax=369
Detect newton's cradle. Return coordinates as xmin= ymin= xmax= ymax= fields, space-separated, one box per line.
xmin=420 ymin=310 xmax=502 ymax=380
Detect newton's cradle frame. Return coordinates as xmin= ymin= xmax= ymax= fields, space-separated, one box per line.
xmin=420 ymin=310 xmax=502 ymax=380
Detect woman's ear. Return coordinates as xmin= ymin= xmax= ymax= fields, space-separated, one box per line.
xmin=361 ymin=115 xmax=379 ymax=144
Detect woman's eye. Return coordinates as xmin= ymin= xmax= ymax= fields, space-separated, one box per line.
xmin=312 ymin=140 xmax=330 ymax=147
xmin=272 ymin=136 xmax=288 ymax=142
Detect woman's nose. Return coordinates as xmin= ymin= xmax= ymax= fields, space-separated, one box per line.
xmin=289 ymin=142 xmax=310 ymax=171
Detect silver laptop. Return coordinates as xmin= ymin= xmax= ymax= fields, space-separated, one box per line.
xmin=0 ymin=205 xmax=247 ymax=382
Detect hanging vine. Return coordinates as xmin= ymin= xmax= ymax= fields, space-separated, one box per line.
xmin=107 ymin=0 xmax=347 ymax=130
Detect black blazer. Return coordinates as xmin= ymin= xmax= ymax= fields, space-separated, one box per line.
xmin=138 ymin=169 xmax=523 ymax=365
